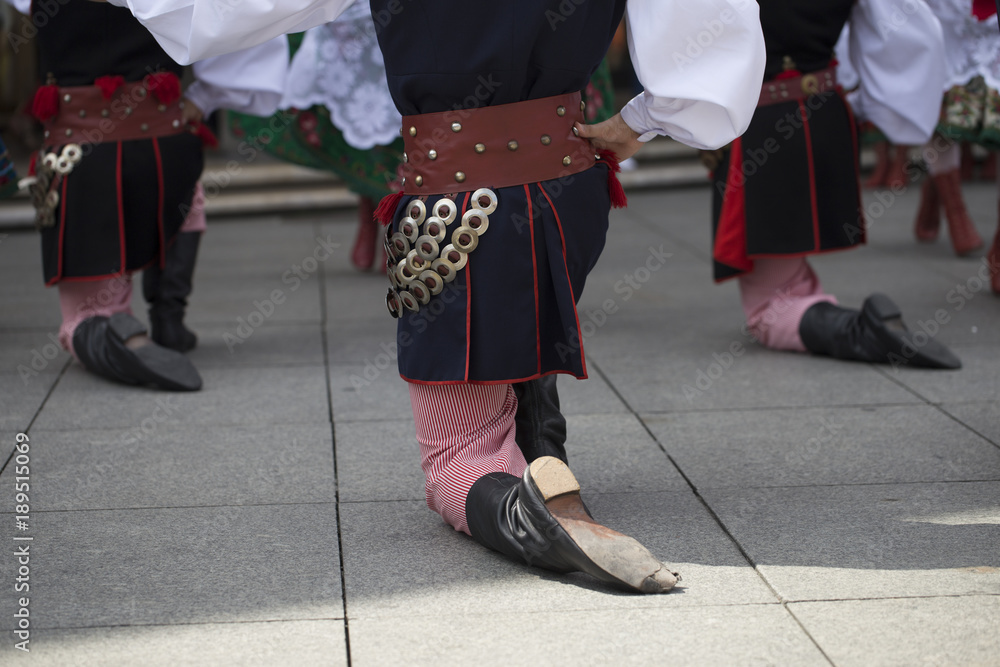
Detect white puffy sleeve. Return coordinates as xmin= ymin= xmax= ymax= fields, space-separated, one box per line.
xmin=5 ymin=0 xmax=31 ymax=14
xmin=106 ymin=0 xmax=355 ymax=64
xmin=620 ymin=0 xmax=766 ymax=150
xmin=846 ymin=0 xmax=946 ymax=145
xmin=184 ymin=37 xmax=289 ymax=117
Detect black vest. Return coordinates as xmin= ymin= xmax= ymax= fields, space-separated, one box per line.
xmin=34 ymin=0 xmax=182 ymax=86
xmin=759 ymin=0 xmax=854 ymax=80
xmin=370 ymin=0 xmax=627 ymax=115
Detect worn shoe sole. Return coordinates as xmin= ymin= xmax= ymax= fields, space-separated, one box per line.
xmin=527 ymin=457 xmax=678 ymax=593
xmin=862 ymin=294 xmax=961 ymax=370
xmin=108 ymin=314 xmax=202 ymax=391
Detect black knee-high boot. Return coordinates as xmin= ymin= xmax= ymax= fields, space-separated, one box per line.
xmin=72 ymin=313 xmax=202 ymax=391
xmin=464 ymin=456 xmax=678 ymax=593
xmin=512 ymin=375 xmax=568 ymax=464
xmin=143 ymin=231 xmax=201 ymax=352
xmin=798 ymin=293 xmax=960 ymax=369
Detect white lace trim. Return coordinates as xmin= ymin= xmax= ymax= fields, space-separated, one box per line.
xmin=280 ymin=3 xmax=401 ymax=150
xmin=927 ymin=0 xmax=1000 ymax=91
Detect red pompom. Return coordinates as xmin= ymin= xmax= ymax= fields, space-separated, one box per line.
xmin=193 ymin=123 xmax=219 ymax=148
xmin=144 ymin=72 xmax=182 ymax=105
xmin=597 ymin=149 xmax=627 ymax=209
xmin=94 ymin=75 xmax=125 ymax=100
xmin=374 ymin=191 xmax=405 ymax=225
xmin=29 ymin=85 xmax=59 ymax=122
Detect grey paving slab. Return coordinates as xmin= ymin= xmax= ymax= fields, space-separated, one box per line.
xmin=335 ymin=418 xmax=423 ymax=502
xmin=348 ymin=604 xmax=827 ymax=667
xmin=0 ymin=330 xmax=69 ymax=376
xmin=596 ymin=345 xmax=920 ymax=413
xmin=646 ymin=405 xmax=1000 ymax=489
xmin=702 ymin=481 xmax=1000 ymax=601
xmin=0 ymin=620 xmax=348 ymax=667
xmin=183 ymin=321 xmax=325 ymax=368
xmin=944 ymin=402 xmax=1000 ymax=446
xmin=554 ymin=371 xmax=630 ymax=415
xmin=339 ymin=491 xmax=775 ymax=620
xmin=34 ymin=364 xmax=330 ymax=430
xmin=881 ymin=345 xmax=1000 ymax=404
xmin=325 ymin=318 xmax=397 ymax=365
xmin=177 ymin=271 xmax=325 ymax=324
xmin=790 ymin=596 xmax=1000 ymax=667
xmin=0 ymin=370 xmax=61 ymax=435
xmin=329 ymin=363 xmax=409 ymax=422
xmin=334 ymin=413 xmax=686 ymax=503
xmin=0 ymin=423 xmax=335 ymax=511
xmin=0 ymin=504 xmax=342 ymax=630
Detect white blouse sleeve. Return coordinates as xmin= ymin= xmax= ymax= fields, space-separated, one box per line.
xmin=620 ymin=0 xmax=766 ymax=150
xmin=5 ymin=0 xmax=31 ymax=14
xmin=846 ymin=0 xmax=946 ymax=145
xmin=185 ymin=37 xmax=289 ymax=117
xmin=107 ymin=0 xmax=355 ymax=64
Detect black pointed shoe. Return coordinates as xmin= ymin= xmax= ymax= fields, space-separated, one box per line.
xmin=72 ymin=313 xmax=202 ymax=391
xmin=512 ymin=375 xmax=568 ymax=464
xmin=143 ymin=231 xmax=201 ymax=352
xmin=799 ymin=293 xmax=961 ymax=370
xmin=465 ymin=456 xmax=678 ymax=593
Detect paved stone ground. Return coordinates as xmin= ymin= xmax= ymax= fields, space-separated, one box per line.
xmin=0 ymin=181 xmax=998 ymax=666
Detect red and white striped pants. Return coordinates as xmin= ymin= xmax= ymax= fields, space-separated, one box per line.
xmin=409 ymin=382 xmax=528 ymax=534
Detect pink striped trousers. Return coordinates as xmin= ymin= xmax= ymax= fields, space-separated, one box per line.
xmin=409 ymin=382 xmax=528 ymax=534
xmin=738 ymin=257 xmax=836 ymax=351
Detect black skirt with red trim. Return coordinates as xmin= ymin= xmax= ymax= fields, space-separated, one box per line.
xmin=392 ymin=163 xmax=611 ymax=384
xmin=710 ymin=89 xmax=864 ymax=283
xmin=41 ymin=133 xmax=203 ymax=285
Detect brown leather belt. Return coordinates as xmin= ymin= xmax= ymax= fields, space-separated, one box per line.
xmin=757 ymin=67 xmax=838 ymax=107
xmin=42 ymin=82 xmax=187 ymax=148
xmin=399 ymin=91 xmax=596 ymax=195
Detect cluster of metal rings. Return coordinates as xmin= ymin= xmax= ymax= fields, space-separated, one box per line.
xmin=385 ymin=187 xmax=498 ymax=318
xmin=43 ymin=143 xmax=83 ymax=176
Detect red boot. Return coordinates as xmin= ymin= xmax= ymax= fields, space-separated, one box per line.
xmin=932 ymin=169 xmax=984 ymax=256
xmin=981 ymin=152 xmax=997 ymax=182
xmin=350 ymin=196 xmax=378 ymax=271
xmin=863 ymin=141 xmax=890 ymax=189
xmin=914 ymin=178 xmax=941 ymax=242
xmin=960 ymin=142 xmax=975 ymax=181
xmin=885 ymin=145 xmax=909 ymax=190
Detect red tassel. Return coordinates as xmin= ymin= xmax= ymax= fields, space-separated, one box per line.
xmin=193 ymin=123 xmax=219 ymax=148
xmin=597 ymin=149 xmax=627 ymax=209
xmin=28 ymin=152 xmax=37 ymax=177
xmin=29 ymin=85 xmax=59 ymax=122
xmin=374 ymin=191 xmax=405 ymax=225
xmin=94 ymin=75 xmax=125 ymax=100
xmin=144 ymin=72 xmax=181 ymax=105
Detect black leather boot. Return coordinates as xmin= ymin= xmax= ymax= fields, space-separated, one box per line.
xmin=799 ymin=293 xmax=961 ymax=369
xmin=143 ymin=231 xmax=200 ymax=352
xmin=465 ymin=456 xmax=678 ymax=593
xmin=513 ymin=375 xmax=568 ymax=464
xmin=72 ymin=313 xmax=202 ymax=391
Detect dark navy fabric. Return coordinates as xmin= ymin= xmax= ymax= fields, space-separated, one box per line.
xmin=394 ymin=165 xmax=611 ymax=383
xmin=35 ymin=1 xmax=183 ymax=86
xmin=32 ymin=1 xmax=201 ymax=284
xmin=711 ymin=0 xmax=862 ymax=282
xmin=374 ymin=1 xmax=625 ymax=383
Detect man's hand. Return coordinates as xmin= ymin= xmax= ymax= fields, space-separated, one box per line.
xmin=181 ymin=97 xmax=203 ymax=126
xmin=574 ymin=113 xmax=643 ymax=161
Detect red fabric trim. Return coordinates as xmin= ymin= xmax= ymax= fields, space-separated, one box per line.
xmin=48 ymin=174 xmax=70 ymax=286
xmin=152 ymin=137 xmax=166 ymax=268
xmin=400 ymin=368 xmax=585 ymax=386
xmin=840 ymin=89 xmax=866 ymax=245
xmin=799 ymin=100 xmax=821 ymax=251
xmin=47 ymin=271 xmax=130 ymax=285
xmin=538 ymin=181 xmax=587 ymax=379
xmin=461 ymin=191 xmax=472 ymax=383
xmin=713 ymin=136 xmax=754 ymax=277
xmin=525 ymin=184 xmax=541 ymax=376
xmin=748 ymin=245 xmax=862 ymax=261
xmin=115 ymin=141 xmax=126 ymax=273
